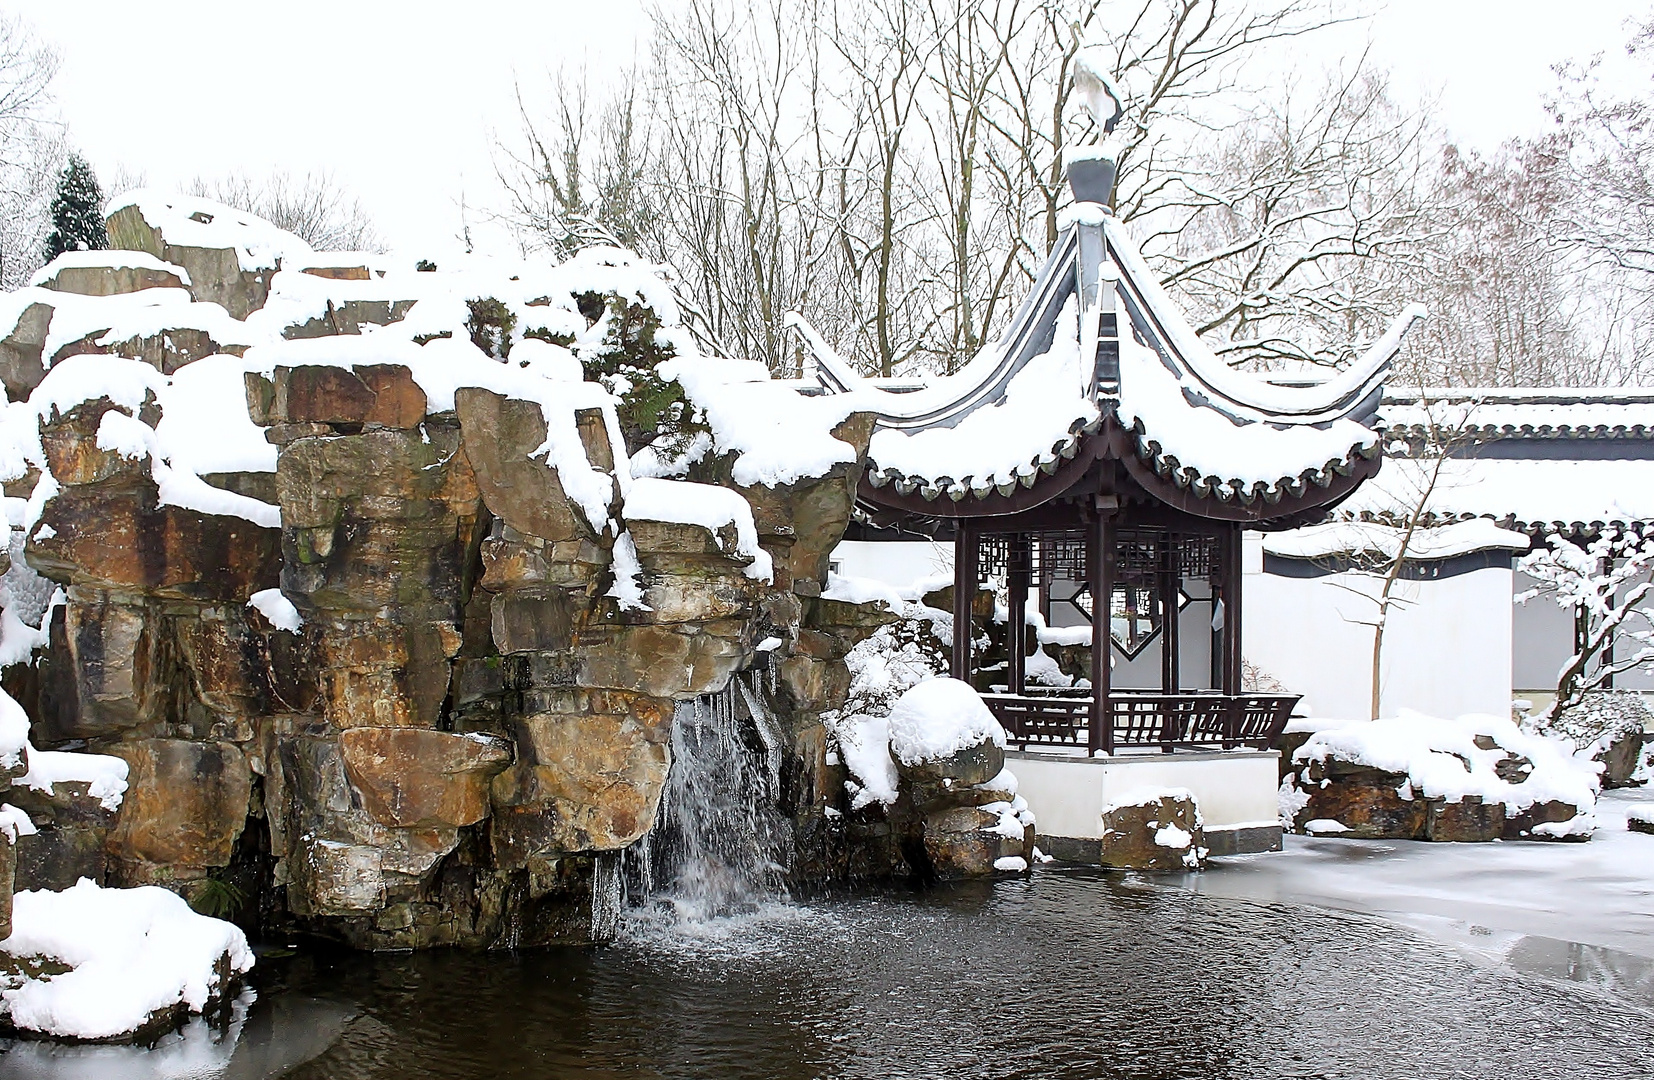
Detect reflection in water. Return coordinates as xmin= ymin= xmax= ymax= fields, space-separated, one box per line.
xmin=0 ymin=990 xmax=354 ymax=1080
xmin=227 ymin=870 xmax=1648 ymax=1080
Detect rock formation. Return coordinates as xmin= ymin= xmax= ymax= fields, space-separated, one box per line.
xmin=0 ymin=191 xmax=1020 ymax=951
xmin=1280 ymin=716 xmax=1602 ymax=843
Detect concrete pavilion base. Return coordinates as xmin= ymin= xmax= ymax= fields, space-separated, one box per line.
xmin=1009 ymin=748 xmax=1284 ymax=862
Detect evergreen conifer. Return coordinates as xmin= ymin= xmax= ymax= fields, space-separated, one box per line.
xmin=43 ymin=153 xmax=108 ymax=260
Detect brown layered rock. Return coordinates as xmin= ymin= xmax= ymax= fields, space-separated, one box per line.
xmin=1503 ymin=799 xmax=1588 ymax=840
xmin=263 ymin=367 xmax=484 ymax=733
xmin=27 ymin=397 xmax=282 ymax=604
xmin=315 ymin=617 xmax=461 ymax=730
xmin=281 ymin=299 xmax=418 ymax=340
xmin=43 ymin=588 xmax=157 ymax=740
xmin=274 ymin=733 xmax=466 ymax=917
xmin=626 ymin=516 xmax=761 ymax=626
xmin=3 ymin=754 xmax=122 ymax=891
xmin=688 ymin=412 xmax=876 ymax=591
xmin=572 ymin=621 xmax=752 ymax=699
xmin=489 ymin=689 xmax=673 ymax=865
xmin=29 ymin=488 xmax=281 ymax=604
xmin=1424 ymin=795 xmax=1506 ymax=842
xmin=899 ymin=740 xmax=1004 ymax=796
xmin=0 ymin=827 xmax=12 ymax=940
xmin=104 ymin=739 xmax=252 ymax=878
xmin=1292 ymin=761 xmax=1428 ymax=839
xmin=106 ymin=201 xmax=281 ymax=319
xmin=0 ymin=296 xmax=56 ymax=400
xmin=920 ymin=804 xmax=1028 ymax=879
xmin=1597 ymin=729 xmax=1647 ymax=789
xmin=339 ymin=727 xmax=511 ymax=828
xmin=456 ymin=387 xmax=616 ymax=542
xmin=54 ymin=324 xmax=246 ymax=374
xmin=35 ymin=257 xmax=189 ymax=296
xmin=269 ymin=363 xmax=428 ymax=431
xmin=1100 ymin=791 xmax=1206 ymax=871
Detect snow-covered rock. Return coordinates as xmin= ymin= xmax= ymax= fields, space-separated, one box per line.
xmin=1097 ymin=787 xmax=1208 ymax=871
xmin=0 ymin=879 xmax=254 ymax=1041
xmin=886 ymin=677 xmax=1006 ymax=774
xmin=1284 ymin=712 xmax=1602 ymax=841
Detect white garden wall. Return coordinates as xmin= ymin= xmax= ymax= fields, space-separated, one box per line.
xmin=1244 ymin=534 xmax=1514 ymax=720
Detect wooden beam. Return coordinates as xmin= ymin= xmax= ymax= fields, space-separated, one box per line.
xmin=1222 ymin=522 xmax=1245 ymax=745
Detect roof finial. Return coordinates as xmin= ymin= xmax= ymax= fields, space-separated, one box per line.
xmin=1073 ymin=46 xmax=1124 ymax=135
xmin=1068 ymin=45 xmax=1126 ymax=206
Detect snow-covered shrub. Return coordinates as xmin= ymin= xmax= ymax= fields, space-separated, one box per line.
xmin=821 ymin=600 xmax=950 ymax=809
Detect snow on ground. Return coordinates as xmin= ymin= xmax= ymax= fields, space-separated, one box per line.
xmin=0 ymin=879 xmax=254 ymax=1041
xmin=1173 ymin=788 xmax=1654 ymax=998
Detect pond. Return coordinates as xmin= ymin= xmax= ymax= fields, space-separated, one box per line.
xmin=6 ymin=868 xmax=1650 ymax=1080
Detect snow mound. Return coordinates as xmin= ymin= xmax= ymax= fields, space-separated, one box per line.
xmin=1627 ymin=803 xmax=1654 ymax=826
xmin=885 ymin=677 xmax=1005 ymax=767
xmin=247 ymin=588 xmax=302 ymax=633
xmin=20 ymin=747 xmax=130 ymax=811
xmin=0 ymin=879 xmax=254 ymax=1041
xmin=0 ymin=803 xmax=35 ymax=842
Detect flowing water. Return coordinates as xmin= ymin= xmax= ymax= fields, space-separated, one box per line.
xmin=6 ymin=681 xmax=1653 ymax=1079
xmin=615 ymin=676 xmax=791 ymax=929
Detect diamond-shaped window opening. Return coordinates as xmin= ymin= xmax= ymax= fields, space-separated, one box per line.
xmin=1071 ymin=583 xmax=1192 ymax=659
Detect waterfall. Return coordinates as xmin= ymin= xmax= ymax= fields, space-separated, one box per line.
xmin=620 ymin=672 xmax=790 ymax=925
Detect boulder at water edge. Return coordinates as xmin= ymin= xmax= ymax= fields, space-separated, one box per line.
xmin=1098 ymin=788 xmax=1206 ymax=871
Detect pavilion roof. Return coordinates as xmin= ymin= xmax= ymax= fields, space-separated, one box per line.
xmin=805 ymin=206 xmax=1418 ymax=517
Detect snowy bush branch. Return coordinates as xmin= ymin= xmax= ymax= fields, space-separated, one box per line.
xmin=1517 ymin=527 xmax=1654 ymax=716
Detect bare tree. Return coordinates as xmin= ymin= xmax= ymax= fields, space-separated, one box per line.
xmin=187 ymin=170 xmax=384 ymax=252
xmin=0 ymin=13 xmax=64 ymax=290
xmin=495 ymin=0 xmax=1440 ymax=379
xmin=1311 ymin=393 xmax=1482 ymax=718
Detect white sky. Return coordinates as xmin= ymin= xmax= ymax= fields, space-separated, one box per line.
xmin=9 ymin=0 xmax=1650 ymax=257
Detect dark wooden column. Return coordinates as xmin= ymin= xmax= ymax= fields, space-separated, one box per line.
xmin=1007 ymin=533 xmax=1029 ymax=695
xmin=951 ymin=519 xmax=978 ymax=683
xmin=1221 ymin=522 xmax=1245 ymax=745
xmin=1089 ymin=499 xmax=1117 ymax=755
xmin=1159 ymin=534 xmax=1180 ymax=696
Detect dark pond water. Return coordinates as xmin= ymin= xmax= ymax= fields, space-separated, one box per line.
xmin=11 ymin=868 xmax=1648 ymax=1080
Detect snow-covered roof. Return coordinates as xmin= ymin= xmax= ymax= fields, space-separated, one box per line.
xmin=1341 ymin=456 xmax=1654 ymax=535
xmin=805 ymin=201 xmax=1412 ymax=514
xmin=1262 ymin=518 xmax=1530 ymax=561
xmin=1380 ymin=388 xmax=1654 ymax=442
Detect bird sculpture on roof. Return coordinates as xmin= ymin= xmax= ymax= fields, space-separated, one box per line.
xmin=1072 ymin=45 xmax=1125 ymax=135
